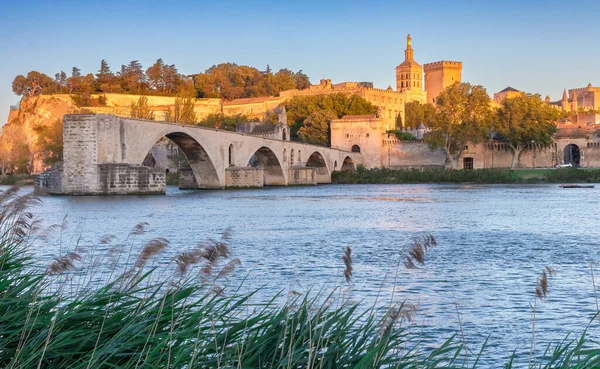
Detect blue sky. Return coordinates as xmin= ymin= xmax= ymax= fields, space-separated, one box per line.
xmin=1 ymin=0 xmax=599 ymax=126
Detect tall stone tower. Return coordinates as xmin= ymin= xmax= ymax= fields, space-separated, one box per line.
xmin=423 ymin=61 xmax=463 ymax=104
xmin=396 ymin=34 xmax=424 ymax=93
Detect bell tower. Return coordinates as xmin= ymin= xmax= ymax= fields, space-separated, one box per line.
xmin=396 ymin=34 xmax=423 ymax=92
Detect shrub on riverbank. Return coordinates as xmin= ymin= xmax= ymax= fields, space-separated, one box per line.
xmin=2 ymin=187 xmax=600 ymax=368
xmin=332 ymin=168 xmax=600 ymax=184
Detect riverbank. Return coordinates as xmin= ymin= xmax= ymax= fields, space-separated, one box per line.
xmin=332 ymin=167 xmax=600 ymax=184
xmin=0 ymin=175 xmax=34 ymax=186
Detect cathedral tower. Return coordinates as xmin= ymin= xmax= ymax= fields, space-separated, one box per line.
xmin=395 ymin=34 xmax=424 ymax=93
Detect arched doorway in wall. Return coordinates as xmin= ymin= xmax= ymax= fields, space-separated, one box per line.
xmin=247 ymin=146 xmax=286 ymax=186
xmin=351 ymin=145 xmax=361 ymax=153
xmin=306 ymin=151 xmax=330 ymax=183
xmin=282 ymin=128 xmax=287 ymax=141
xmin=564 ymin=144 xmax=580 ymax=167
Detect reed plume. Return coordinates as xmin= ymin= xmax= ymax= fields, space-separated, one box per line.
xmin=535 ymin=266 xmax=555 ymax=301
xmin=342 ymin=247 xmax=352 ymax=283
xmin=134 ymin=237 xmax=169 ymax=269
xmin=47 ymin=252 xmax=82 ymax=274
xmin=404 ymin=234 xmax=437 ymax=268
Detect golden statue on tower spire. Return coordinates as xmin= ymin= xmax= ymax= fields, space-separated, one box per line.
xmin=407 ymin=34 xmax=412 ymax=48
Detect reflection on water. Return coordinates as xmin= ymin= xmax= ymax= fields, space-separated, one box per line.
xmin=6 ymin=183 xmax=600 ymax=365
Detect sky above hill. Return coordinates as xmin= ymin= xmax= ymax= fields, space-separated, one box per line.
xmin=1 ymin=0 xmax=599 ymax=126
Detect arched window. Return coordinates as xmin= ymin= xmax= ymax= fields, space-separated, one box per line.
xmin=298 ymin=150 xmax=301 ymax=164
xmin=334 ymin=160 xmax=338 ymax=169
xmin=282 ymin=128 xmax=287 ymax=141
xmin=283 ymin=148 xmax=287 ymax=163
xmin=401 ymin=82 xmax=404 ymax=88
xmin=351 ymin=145 xmax=361 ymax=153
xmin=290 ymin=149 xmax=295 ymax=164
xmin=121 ymin=143 xmax=127 ymax=161
xmin=228 ymin=144 xmax=234 ymax=166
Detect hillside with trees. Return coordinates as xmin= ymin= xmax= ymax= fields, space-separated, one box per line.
xmin=11 ymin=60 xmax=311 ymax=102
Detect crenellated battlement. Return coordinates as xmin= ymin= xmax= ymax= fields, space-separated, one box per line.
xmin=423 ymin=61 xmax=463 ymax=70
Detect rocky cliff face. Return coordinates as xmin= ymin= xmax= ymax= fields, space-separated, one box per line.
xmin=2 ymin=95 xmax=82 ymax=173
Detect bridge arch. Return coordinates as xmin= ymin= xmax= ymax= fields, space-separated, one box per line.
xmin=247 ymin=146 xmax=286 ymax=186
xmin=139 ymin=131 xmax=221 ymax=189
xmin=306 ymin=151 xmax=331 ymax=183
xmin=341 ymin=156 xmax=356 ymax=171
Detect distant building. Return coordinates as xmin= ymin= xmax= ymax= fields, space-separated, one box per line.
xmin=493 ymin=86 xmax=524 ymax=104
xmin=423 ymin=61 xmax=462 ymax=104
xmin=547 ymin=84 xmax=600 ymax=127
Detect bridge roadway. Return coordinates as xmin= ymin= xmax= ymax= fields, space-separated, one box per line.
xmin=37 ymin=114 xmax=361 ymax=195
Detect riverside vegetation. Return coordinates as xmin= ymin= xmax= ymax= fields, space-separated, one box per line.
xmin=2 ymin=187 xmax=600 ymax=368
xmin=332 ymin=167 xmax=600 ymax=185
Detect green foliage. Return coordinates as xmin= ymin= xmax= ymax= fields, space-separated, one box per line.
xmin=424 ymin=83 xmax=493 ymax=168
xmin=98 ymin=94 xmax=107 ymax=105
xmin=130 ymin=96 xmax=154 ymax=120
xmin=388 ymin=130 xmax=416 ymax=140
xmin=13 ymin=61 xmax=310 ymax=100
xmin=284 ymin=93 xmax=378 ymax=142
xmin=33 ymin=119 xmax=63 ymax=166
xmin=404 ymin=101 xmax=436 ymax=129
xmin=495 ymin=94 xmax=561 ymax=168
xmin=173 ymin=96 xmax=197 ymax=124
xmin=194 ymin=63 xmax=311 ymax=100
xmin=197 ymin=113 xmax=248 ymax=131
xmin=332 ymin=167 xmax=600 ymax=184
xmin=297 ymin=110 xmax=336 ymax=146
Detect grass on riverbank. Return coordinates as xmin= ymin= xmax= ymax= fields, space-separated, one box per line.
xmin=2 ymin=186 xmax=600 ymax=368
xmin=332 ymin=167 xmax=600 ymax=185
xmin=0 ymin=174 xmax=34 ymax=186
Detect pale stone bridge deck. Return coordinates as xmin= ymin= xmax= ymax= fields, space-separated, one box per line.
xmin=36 ymin=114 xmax=361 ymax=195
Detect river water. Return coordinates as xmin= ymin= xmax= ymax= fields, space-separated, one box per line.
xmin=7 ymin=183 xmax=600 ymax=365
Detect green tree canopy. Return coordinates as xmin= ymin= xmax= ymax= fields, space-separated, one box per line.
xmin=495 ymin=93 xmax=560 ymax=168
xmin=404 ymin=101 xmax=436 ymax=129
xmin=130 ymin=96 xmax=154 ymax=120
xmin=173 ymin=96 xmax=197 ymax=124
xmin=424 ymin=82 xmax=493 ymax=168
xmin=297 ymin=110 xmax=337 ymax=146
xmin=197 ymin=113 xmax=249 ymax=131
xmin=33 ymin=119 xmax=63 ymax=166
xmin=284 ymin=93 xmax=378 ymax=145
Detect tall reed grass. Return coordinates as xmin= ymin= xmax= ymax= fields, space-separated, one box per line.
xmin=1 ymin=187 xmax=600 ymax=368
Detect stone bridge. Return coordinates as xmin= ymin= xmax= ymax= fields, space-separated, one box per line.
xmin=36 ymin=114 xmax=361 ymax=195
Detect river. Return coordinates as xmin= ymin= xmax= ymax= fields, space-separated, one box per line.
xmin=6 ymin=183 xmax=600 ymax=365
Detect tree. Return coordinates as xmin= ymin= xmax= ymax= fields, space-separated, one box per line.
xmin=71 ymin=66 xmax=82 ymax=78
xmin=174 ymin=96 xmax=197 ymax=124
xmin=12 ymin=71 xmax=55 ymax=97
xmin=495 ymin=94 xmax=560 ymax=168
xmin=95 ymin=60 xmax=119 ymax=93
xmin=284 ymin=93 xmax=378 ymax=140
xmin=294 ymin=70 xmax=311 ymax=90
xmin=119 ymin=60 xmax=147 ymax=94
xmin=130 ymin=96 xmax=153 ymax=120
xmin=146 ymin=58 xmax=166 ymax=92
xmin=424 ymin=82 xmax=493 ymax=169
xmin=33 ymin=119 xmax=63 ymax=166
xmin=197 ymin=113 xmax=248 ymax=131
xmin=297 ymin=110 xmax=337 ymax=146
xmin=404 ymin=101 xmax=436 ymax=129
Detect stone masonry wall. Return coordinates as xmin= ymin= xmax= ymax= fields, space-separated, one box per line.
xmin=62 ymin=115 xmax=99 ymax=194
xmin=225 ymin=167 xmax=264 ymax=188
xmin=98 ymin=164 xmax=165 ymax=195
xmin=288 ymin=167 xmax=316 ymax=185
xmin=178 ymin=168 xmax=198 ymax=189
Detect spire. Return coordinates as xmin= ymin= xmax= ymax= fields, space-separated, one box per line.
xmin=562 ymin=89 xmax=568 ymax=101
xmin=405 ymin=33 xmax=414 ymax=61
